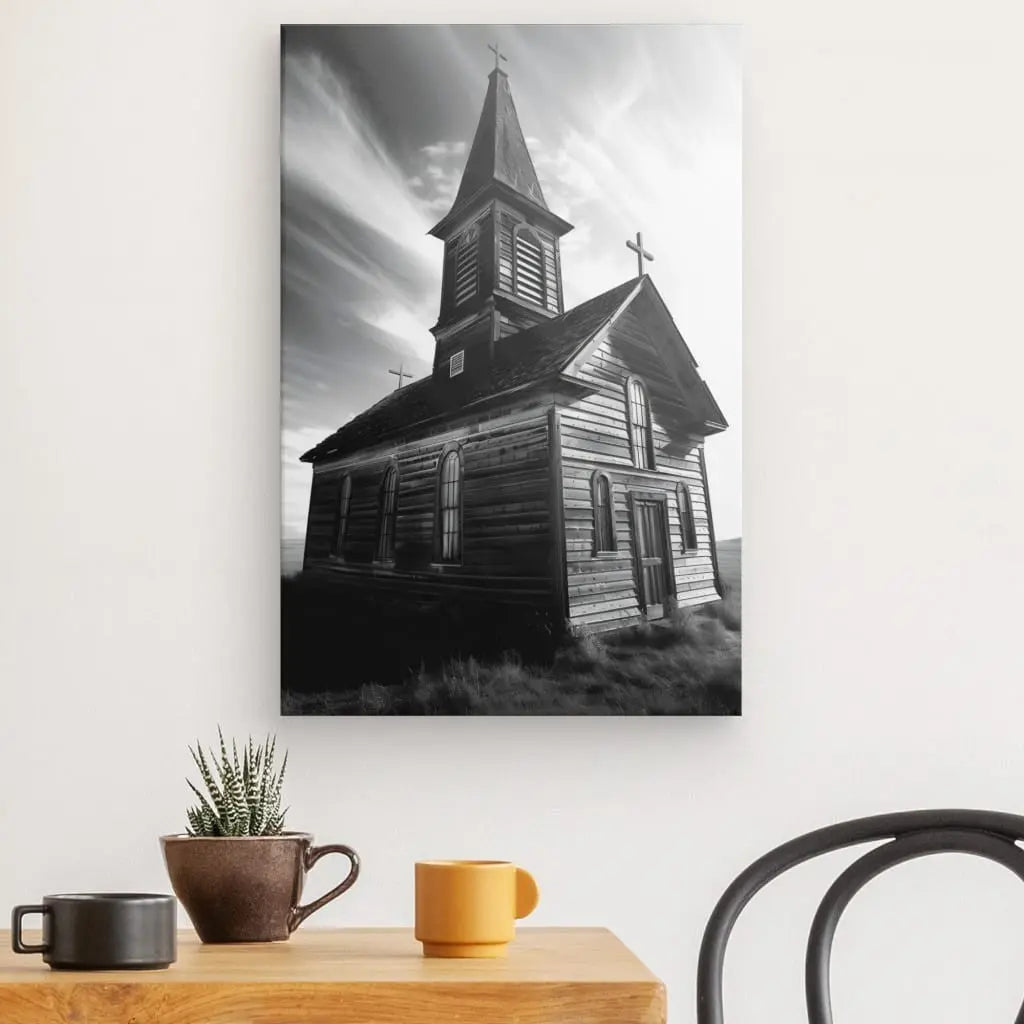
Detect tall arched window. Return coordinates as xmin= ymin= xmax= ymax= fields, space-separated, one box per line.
xmin=376 ymin=464 xmax=399 ymax=562
xmin=436 ymin=447 xmax=463 ymax=563
xmin=591 ymin=471 xmax=615 ymax=554
xmin=678 ymin=483 xmax=698 ymax=552
xmin=332 ymin=474 xmax=352 ymax=557
xmin=453 ymin=225 xmax=480 ymax=306
xmin=626 ymin=378 xmax=655 ymax=469
xmin=513 ymin=226 xmax=546 ymax=308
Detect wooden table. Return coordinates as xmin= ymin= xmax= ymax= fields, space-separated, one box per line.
xmin=0 ymin=927 xmax=666 ymax=1024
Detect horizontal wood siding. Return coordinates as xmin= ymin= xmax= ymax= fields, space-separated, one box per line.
xmin=560 ymin=308 xmax=720 ymax=632
xmin=303 ymin=402 xmax=555 ymax=606
xmin=303 ymin=472 xmax=342 ymax=567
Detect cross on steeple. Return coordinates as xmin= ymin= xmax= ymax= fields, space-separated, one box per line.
xmin=388 ymin=362 xmax=411 ymax=389
xmin=626 ymin=232 xmax=654 ymax=278
xmin=488 ymin=41 xmax=508 ymax=71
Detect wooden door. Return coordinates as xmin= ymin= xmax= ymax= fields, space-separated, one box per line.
xmin=633 ymin=498 xmax=671 ymax=619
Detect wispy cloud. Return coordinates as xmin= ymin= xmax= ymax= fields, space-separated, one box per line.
xmin=284 ymin=52 xmax=434 ymax=254
xmin=409 ymin=143 xmax=466 ymax=214
xmin=283 ymin=51 xmax=438 ymax=361
xmin=420 ymin=140 xmax=467 ymax=159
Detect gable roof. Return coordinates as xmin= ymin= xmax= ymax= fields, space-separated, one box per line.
xmin=488 ymin=278 xmax=640 ymax=391
xmin=564 ymin=277 xmax=729 ymax=434
xmin=301 ymin=277 xmax=726 ymax=463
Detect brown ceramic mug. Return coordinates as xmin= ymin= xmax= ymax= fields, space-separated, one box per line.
xmin=161 ymin=833 xmax=359 ymax=943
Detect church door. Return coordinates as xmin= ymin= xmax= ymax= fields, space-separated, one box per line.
xmin=631 ymin=496 xmax=672 ymax=620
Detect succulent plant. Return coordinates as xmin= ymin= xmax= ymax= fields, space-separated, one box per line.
xmin=185 ymin=729 xmax=288 ymax=837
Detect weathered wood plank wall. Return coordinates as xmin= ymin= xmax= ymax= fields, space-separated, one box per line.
xmin=560 ymin=307 xmax=720 ymax=632
xmin=303 ymin=400 xmax=556 ymax=607
xmin=301 ymin=295 xmax=723 ymax=637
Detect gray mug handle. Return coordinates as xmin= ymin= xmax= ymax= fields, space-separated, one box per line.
xmin=11 ymin=905 xmax=49 ymax=954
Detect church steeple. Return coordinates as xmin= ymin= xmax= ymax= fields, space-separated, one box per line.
xmin=428 ymin=59 xmax=573 ymax=379
xmin=443 ymin=66 xmax=550 ymax=223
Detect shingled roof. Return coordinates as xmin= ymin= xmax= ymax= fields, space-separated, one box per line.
xmin=301 ymin=278 xmax=640 ymax=463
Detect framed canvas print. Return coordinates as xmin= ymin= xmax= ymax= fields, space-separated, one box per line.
xmin=281 ymin=24 xmax=741 ymax=715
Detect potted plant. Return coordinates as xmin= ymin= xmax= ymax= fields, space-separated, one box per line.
xmin=161 ymin=731 xmax=359 ymax=943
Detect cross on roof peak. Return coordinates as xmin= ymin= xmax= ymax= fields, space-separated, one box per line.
xmin=388 ymin=362 xmax=411 ymax=389
xmin=488 ymin=41 xmax=508 ymax=72
xmin=626 ymin=231 xmax=654 ymax=278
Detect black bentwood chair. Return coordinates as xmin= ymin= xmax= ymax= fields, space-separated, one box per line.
xmin=696 ymin=809 xmax=1024 ymax=1024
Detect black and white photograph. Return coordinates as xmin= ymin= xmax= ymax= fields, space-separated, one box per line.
xmin=281 ymin=24 xmax=741 ymax=715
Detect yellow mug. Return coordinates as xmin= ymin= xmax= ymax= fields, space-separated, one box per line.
xmin=414 ymin=860 xmax=539 ymax=958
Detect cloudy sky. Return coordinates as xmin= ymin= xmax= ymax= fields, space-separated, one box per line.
xmin=282 ymin=24 xmax=741 ymax=543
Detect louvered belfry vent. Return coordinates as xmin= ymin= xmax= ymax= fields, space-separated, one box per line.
xmin=453 ymin=226 xmax=479 ymax=305
xmin=514 ymin=228 xmax=545 ymax=306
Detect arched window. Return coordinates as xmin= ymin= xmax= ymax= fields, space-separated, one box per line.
xmin=331 ymin=474 xmax=352 ymax=557
xmin=678 ymin=483 xmax=698 ymax=552
xmin=376 ymin=464 xmax=399 ymax=562
xmin=626 ymin=378 xmax=655 ymax=469
xmin=591 ymin=472 xmax=615 ymax=554
xmin=436 ymin=448 xmax=463 ymax=563
xmin=513 ymin=226 xmax=546 ymax=308
xmin=453 ymin=225 xmax=480 ymax=306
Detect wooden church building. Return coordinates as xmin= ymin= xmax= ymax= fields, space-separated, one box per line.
xmin=301 ymin=60 xmax=728 ymax=634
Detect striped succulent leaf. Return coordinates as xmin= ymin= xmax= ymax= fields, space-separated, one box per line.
xmin=190 ymin=744 xmax=219 ymax=801
xmin=200 ymin=803 xmax=218 ymax=836
xmin=183 ymin=732 xmax=289 ymax=837
xmin=224 ymin=766 xmax=248 ymax=834
xmin=186 ymin=779 xmax=219 ymax=823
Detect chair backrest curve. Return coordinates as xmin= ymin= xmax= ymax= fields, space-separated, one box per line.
xmin=696 ymin=809 xmax=1024 ymax=1024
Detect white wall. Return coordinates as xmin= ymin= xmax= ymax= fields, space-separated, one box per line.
xmin=3 ymin=1 xmax=1024 ymax=1021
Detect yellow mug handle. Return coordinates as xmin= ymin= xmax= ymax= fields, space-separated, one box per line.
xmin=515 ymin=867 xmax=539 ymax=919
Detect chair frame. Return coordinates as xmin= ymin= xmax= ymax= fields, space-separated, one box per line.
xmin=696 ymin=809 xmax=1024 ymax=1024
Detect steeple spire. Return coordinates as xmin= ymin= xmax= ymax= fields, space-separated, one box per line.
xmin=428 ymin=57 xmax=573 ymax=382
xmin=458 ymin=64 xmax=545 ymax=206
xmin=429 ymin=63 xmax=570 ymax=240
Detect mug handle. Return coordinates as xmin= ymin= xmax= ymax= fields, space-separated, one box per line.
xmin=288 ymin=843 xmax=360 ymax=933
xmin=11 ymin=905 xmax=49 ymax=954
xmin=515 ymin=867 xmax=540 ymax=919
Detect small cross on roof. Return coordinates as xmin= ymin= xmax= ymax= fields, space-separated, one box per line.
xmin=388 ymin=363 xmax=412 ymax=389
xmin=626 ymin=231 xmax=654 ymax=278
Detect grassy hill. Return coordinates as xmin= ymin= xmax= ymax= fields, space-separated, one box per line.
xmin=717 ymin=537 xmax=741 ymax=593
xmin=283 ymin=538 xmax=741 ymax=715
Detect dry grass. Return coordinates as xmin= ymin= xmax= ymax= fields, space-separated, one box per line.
xmin=282 ymin=540 xmax=742 ymax=716
xmin=284 ymin=600 xmax=740 ymax=716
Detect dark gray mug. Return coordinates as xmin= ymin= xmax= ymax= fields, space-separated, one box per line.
xmin=11 ymin=893 xmax=176 ymax=970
